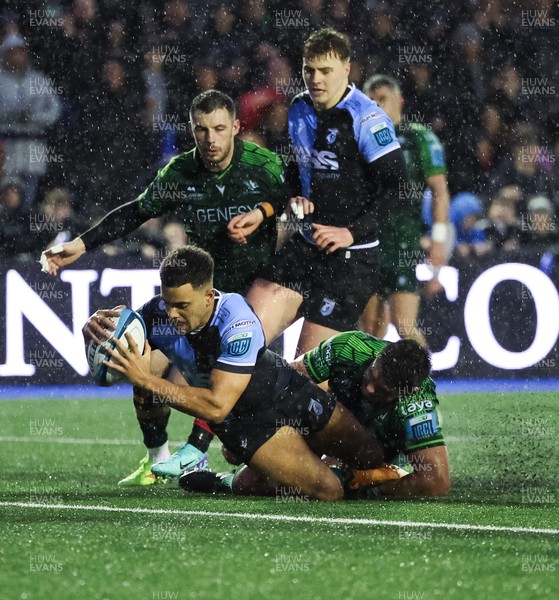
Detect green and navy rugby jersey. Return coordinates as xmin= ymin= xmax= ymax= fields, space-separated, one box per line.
xmin=288 ymin=84 xmax=400 ymax=246
xmin=137 ymin=138 xmax=285 ymax=292
xmin=303 ymin=331 xmax=444 ymax=459
xmin=396 ymin=122 xmax=447 ymax=217
xmin=138 ymin=291 xmax=292 ymax=421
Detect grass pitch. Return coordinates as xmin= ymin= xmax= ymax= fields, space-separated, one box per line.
xmin=1 ymin=391 xmax=558 ymax=600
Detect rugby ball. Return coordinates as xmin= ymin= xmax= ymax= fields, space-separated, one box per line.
xmin=86 ymin=308 xmax=147 ymax=387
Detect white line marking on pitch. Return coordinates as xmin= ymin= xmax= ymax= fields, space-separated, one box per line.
xmin=0 ymin=502 xmax=556 ymax=535
xmin=0 ymin=436 xmax=222 ymax=447
xmin=0 ymin=435 xmax=469 ymax=445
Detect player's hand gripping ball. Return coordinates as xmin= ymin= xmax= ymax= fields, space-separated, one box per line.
xmin=86 ymin=308 xmax=146 ymax=386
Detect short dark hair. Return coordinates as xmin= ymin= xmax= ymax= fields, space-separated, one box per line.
xmin=363 ymin=74 xmax=401 ymax=96
xmin=303 ymin=28 xmax=350 ymax=62
xmin=378 ymin=339 xmax=431 ymax=396
xmin=160 ymin=245 xmax=214 ymax=289
xmin=189 ymin=89 xmax=236 ymax=120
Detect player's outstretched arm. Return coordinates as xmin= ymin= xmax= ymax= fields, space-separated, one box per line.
xmin=106 ymin=334 xmax=250 ymax=423
xmin=373 ymin=445 xmax=450 ymax=498
xmin=40 ymin=199 xmax=148 ymax=276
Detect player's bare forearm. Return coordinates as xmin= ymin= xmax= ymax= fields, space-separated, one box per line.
xmin=105 ymin=335 xmax=239 ymax=422
xmin=373 ymin=468 xmax=449 ymax=498
xmin=375 ymin=446 xmax=450 ymax=498
xmin=427 ymin=175 xmax=451 ymax=268
xmin=139 ymin=375 xmax=230 ymax=422
xmin=428 ymin=174 xmax=450 ymax=224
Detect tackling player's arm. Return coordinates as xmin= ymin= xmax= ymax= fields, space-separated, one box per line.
xmin=42 ymin=199 xmax=148 ymax=275
xmin=41 ymin=159 xmax=180 ymax=275
xmin=291 ymin=355 xmax=329 ymax=391
xmin=372 ymin=445 xmax=450 ymax=498
xmin=106 ymin=334 xmax=250 ymax=423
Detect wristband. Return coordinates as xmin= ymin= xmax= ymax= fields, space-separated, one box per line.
xmin=431 ymin=223 xmax=447 ymax=243
xmin=258 ymin=202 xmax=275 ymax=219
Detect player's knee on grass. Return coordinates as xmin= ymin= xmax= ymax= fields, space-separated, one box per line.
xmin=308 ymin=471 xmax=344 ymax=502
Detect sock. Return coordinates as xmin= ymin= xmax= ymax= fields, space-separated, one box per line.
xmin=148 ymin=441 xmax=170 ymax=463
xmin=187 ymin=420 xmax=215 ymax=452
xmin=138 ymin=410 xmax=170 ymax=450
xmin=329 ymin=464 xmax=351 ymax=489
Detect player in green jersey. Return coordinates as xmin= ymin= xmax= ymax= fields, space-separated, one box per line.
xmin=42 ymin=90 xmax=287 ymax=484
xmin=359 ymin=75 xmax=451 ymax=347
xmin=181 ymin=330 xmax=450 ymax=499
xmin=41 ymin=90 xmax=285 ymax=292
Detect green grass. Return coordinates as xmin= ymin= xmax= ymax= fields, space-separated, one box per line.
xmin=1 ymin=393 xmax=558 ymax=600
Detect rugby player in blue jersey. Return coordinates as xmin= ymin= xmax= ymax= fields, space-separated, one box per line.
xmin=101 ymin=245 xmax=386 ymax=501
xmin=228 ymin=28 xmax=406 ymax=356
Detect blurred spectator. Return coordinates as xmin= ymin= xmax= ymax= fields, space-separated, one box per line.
xmin=143 ymin=46 xmax=168 ymax=126
xmin=37 ymin=186 xmax=85 ymax=248
xmin=448 ymin=192 xmax=484 ymax=257
xmin=472 ymin=193 xmax=522 ymax=255
xmin=76 ymin=56 xmax=153 ymax=215
xmin=520 ymin=195 xmax=559 ymax=246
xmin=486 ymin=64 xmax=527 ymax=125
xmin=476 ymin=104 xmax=509 ymax=175
xmin=0 ymin=175 xmax=29 ymax=257
xmin=489 ymin=123 xmax=556 ymax=211
xmin=362 ymin=7 xmax=403 ymax=75
xmin=0 ymin=33 xmax=61 ymax=208
xmin=162 ymin=220 xmax=189 ymax=251
xmin=199 ymin=3 xmax=245 ymax=70
xmin=234 ymin=0 xmax=271 ymax=56
xmin=260 ymin=102 xmax=289 ymax=151
xmin=238 ymin=55 xmax=290 ymax=132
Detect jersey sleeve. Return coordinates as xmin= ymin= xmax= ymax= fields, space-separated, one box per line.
xmin=262 ymin=151 xmax=288 ymax=214
xmin=136 ymin=157 xmax=180 ymax=218
xmin=398 ymin=379 xmax=445 ymax=454
xmin=417 ymin=128 xmax=447 ymax=178
xmin=215 ymin=297 xmax=266 ymax=375
xmin=355 ymin=106 xmax=401 ymax=163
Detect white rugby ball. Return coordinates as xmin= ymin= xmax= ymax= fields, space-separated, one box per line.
xmin=86 ymin=308 xmax=147 ymax=386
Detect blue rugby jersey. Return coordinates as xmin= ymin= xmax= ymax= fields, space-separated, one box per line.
xmin=138 ymin=291 xmax=291 ymax=419
xmin=288 ymin=84 xmax=401 ymax=247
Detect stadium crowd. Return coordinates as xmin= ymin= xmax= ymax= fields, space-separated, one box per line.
xmin=1 ymin=0 xmax=558 ymax=262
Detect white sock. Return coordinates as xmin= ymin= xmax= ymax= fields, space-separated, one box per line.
xmin=148 ymin=441 xmax=170 ymax=464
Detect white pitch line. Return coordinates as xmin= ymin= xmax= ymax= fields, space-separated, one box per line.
xmin=0 ymin=436 xmax=221 ymax=447
xmin=0 ymin=435 xmax=470 ymax=445
xmin=0 ymin=501 xmax=557 ymax=535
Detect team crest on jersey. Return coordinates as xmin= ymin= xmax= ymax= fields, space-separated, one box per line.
xmin=326 ymin=128 xmax=338 ymax=144
xmin=245 ymin=179 xmax=258 ymax=191
xmin=319 ymin=297 xmax=336 ymax=317
xmin=308 ymin=398 xmax=324 ymax=417
xmin=374 ymin=128 xmax=392 ymax=146
xmin=405 ymin=412 xmax=438 ymax=440
xmin=227 ymin=332 xmax=252 ymax=356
